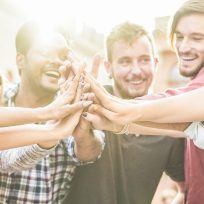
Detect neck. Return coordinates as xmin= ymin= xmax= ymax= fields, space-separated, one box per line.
xmin=15 ymin=84 xmax=55 ymax=108
xmin=113 ymin=85 xmax=132 ymax=99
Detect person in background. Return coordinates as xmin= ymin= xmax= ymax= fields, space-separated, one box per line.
xmin=0 ymin=68 xmax=94 ymax=150
xmin=83 ymin=0 xmax=204 ymax=203
xmin=0 ymin=20 xmax=104 ymax=203
xmin=64 ymin=22 xmax=185 ymax=204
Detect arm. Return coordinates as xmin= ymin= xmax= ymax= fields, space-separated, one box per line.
xmin=72 ymin=118 xmax=105 ymax=162
xmin=83 ymin=110 xmax=190 ymax=138
xmin=171 ymin=181 xmax=185 ymax=204
xmin=0 ymin=100 xmax=92 ymax=171
xmin=131 ymin=87 xmax=204 ymax=123
xmin=86 ymin=73 xmax=204 ymax=124
xmin=66 ymin=58 xmax=104 ymax=162
xmin=0 ymin=144 xmax=56 ymax=173
xmin=0 ymin=69 xmax=82 ymax=127
xmin=127 ymin=122 xmax=189 ymax=138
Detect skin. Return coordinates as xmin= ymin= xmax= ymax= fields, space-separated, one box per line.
xmin=175 ymin=14 xmax=204 ymax=78
xmin=82 ymin=33 xmax=185 ymax=203
xmin=83 ymin=14 xmax=204 ymax=128
xmin=0 ymin=67 xmax=93 ymax=150
xmin=105 ymin=36 xmax=155 ymax=99
xmin=0 ymin=28 xmax=103 ymax=161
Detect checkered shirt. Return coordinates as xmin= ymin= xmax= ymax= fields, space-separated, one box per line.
xmin=0 ymin=84 xmax=105 ymax=204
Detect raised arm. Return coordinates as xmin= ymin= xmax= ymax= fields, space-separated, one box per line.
xmin=86 ymin=72 xmax=204 ymax=124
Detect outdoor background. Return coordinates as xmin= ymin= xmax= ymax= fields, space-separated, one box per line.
xmin=0 ymin=0 xmax=187 ymax=203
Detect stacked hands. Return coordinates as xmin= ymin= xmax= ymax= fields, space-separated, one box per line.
xmin=47 ymin=54 xmax=131 ymax=141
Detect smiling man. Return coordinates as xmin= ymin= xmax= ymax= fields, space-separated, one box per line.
xmin=64 ymin=22 xmax=185 ymax=204
xmin=68 ymin=1 xmax=204 ymax=203
xmin=0 ymin=21 xmax=104 ymax=204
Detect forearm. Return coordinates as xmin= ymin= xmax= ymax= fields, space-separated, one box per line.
xmin=0 ymin=124 xmax=59 ymax=150
xmin=74 ymin=130 xmax=105 ymax=162
xmin=114 ymin=121 xmax=190 ymax=138
xmin=170 ymin=181 xmax=185 ymax=204
xmin=0 ymin=144 xmax=56 ymax=173
xmin=127 ymin=122 xmax=188 ymax=138
xmin=175 ymin=181 xmax=185 ymax=193
xmin=0 ymin=107 xmax=47 ymax=127
xmin=132 ymin=87 xmax=204 ymax=123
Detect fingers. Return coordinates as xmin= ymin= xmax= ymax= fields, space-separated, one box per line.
xmin=58 ymin=54 xmax=84 ymax=87
xmin=90 ymin=53 xmax=101 ymax=79
xmin=81 ymin=92 xmax=95 ymax=102
xmin=86 ymin=73 xmax=108 ymax=94
xmin=64 ymin=101 xmax=93 ymax=115
xmin=58 ymin=60 xmax=73 ymax=86
xmin=82 ymin=83 xmax=91 ymax=94
xmin=89 ymin=104 xmax=117 ymax=122
xmin=85 ymin=73 xmax=111 ymax=106
xmin=82 ymin=112 xmax=96 ymax=123
xmin=61 ymin=69 xmax=82 ymax=103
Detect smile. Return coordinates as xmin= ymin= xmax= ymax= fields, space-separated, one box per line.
xmin=45 ymin=70 xmax=60 ymax=79
xmin=129 ymin=80 xmax=144 ymax=85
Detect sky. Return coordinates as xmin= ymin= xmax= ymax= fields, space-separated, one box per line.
xmin=3 ymin=0 xmax=186 ymax=33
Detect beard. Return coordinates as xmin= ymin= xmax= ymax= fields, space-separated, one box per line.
xmin=179 ymin=62 xmax=204 ymax=78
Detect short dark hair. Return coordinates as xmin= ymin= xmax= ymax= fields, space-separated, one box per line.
xmin=106 ymin=22 xmax=155 ymax=62
xmin=15 ymin=21 xmax=70 ymax=55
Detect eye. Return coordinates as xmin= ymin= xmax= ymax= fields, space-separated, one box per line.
xmin=192 ymin=36 xmax=204 ymax=41
xmin=45 ymin=63 xmax=57 ymax=69
xmin=61 ymin=55 xmax=68 ymax=61
xmin=118 ymin=58 xmax=131 ymax=66
xmin=138 ymin=57 xmax=151 ymax=65
xmin=141 ymin=57 xmax=150 ymax=63
xmin=175 ymin=35 xmax=184 ymax=41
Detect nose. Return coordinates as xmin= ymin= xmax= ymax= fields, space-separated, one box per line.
xmin=178 ymin=37 xmax=191 ymax=53
xmin=51 ymin=58 xmax=64 ymax=69
xmin=130 ymin=61 xmax=143 ymax=76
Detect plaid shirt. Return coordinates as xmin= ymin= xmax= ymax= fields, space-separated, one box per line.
xmin=0 ymin=84 xmax=105 ymax=204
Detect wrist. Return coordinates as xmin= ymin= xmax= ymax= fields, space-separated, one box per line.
xmin=38 ymin=140 xmax=59 ymax=149
xmin=75 ymin=129 xmax=95 ymax=147
xmin=113 ymin=124 xmax=129 ymax=135
xmin=36 ymin=106 xmax=54 ymax=122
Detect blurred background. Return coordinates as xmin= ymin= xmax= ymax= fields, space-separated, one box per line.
xmin=0 ymin=0 xmax=187 ymax=203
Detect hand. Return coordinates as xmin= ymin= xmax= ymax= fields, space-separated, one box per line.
xmin=50 ymin=76 xmax=93 ymax=139
xmin=72 ymin=117 xmax=104 ymax=161
xmin=82 ymin=110 xmax=122 ymax=133
xmin=72 ymin=91 xmax=95 ymax=145
xmin=85 ymin=72 xmax=134 ymax=118
xmin=42 ymin=65 xmax=87 ymax=121
xmin=171 ymin=192 xmax=184 ymax=204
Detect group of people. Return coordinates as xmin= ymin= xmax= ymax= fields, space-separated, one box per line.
xmin=0 ymin=0 xmax=204 ymax=203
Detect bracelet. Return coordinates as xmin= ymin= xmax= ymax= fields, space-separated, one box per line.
xmin=114 ymin=124 xmax=129 ymax=135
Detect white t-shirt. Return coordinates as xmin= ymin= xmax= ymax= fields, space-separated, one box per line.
xmin=185 ymin=121 xmax=204 ymax=149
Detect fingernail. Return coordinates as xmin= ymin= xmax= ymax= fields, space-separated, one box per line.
xmin=83 ymin=101 xmax=93 ymax=107
xmin=82 ymin=112 xmax=87 ymax=117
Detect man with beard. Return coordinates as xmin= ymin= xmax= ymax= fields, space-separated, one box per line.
xmin=64 ymin=22 xmax=185 ymax=204
xmin=79 ymin=1 xmax=204 ymax=203
xmin=0 ymin=21 xmax=104 ymax=203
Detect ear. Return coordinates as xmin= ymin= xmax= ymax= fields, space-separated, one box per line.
xmin=104 ymin=61 xmax=113 ymax=79
xmin=16 ymin=53 xmax=25 ymax=75
xmin=154 ymin=57 xmax=159 ymax=68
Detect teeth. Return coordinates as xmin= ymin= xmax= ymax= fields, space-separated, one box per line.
xmin=181 ymin=56 xmax=196 ymax=61
xmin=130 ymin=80 xmax=144 ymax=85
xmin=45 ymin=71 xmax=60 ymax=79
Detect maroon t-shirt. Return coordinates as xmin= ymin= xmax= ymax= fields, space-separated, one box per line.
xmin=142 ymin=68 xmax=204 ymax=204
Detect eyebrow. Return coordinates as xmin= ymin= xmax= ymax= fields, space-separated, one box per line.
xmin=175 ymin=31 xmax=204 ymax=37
